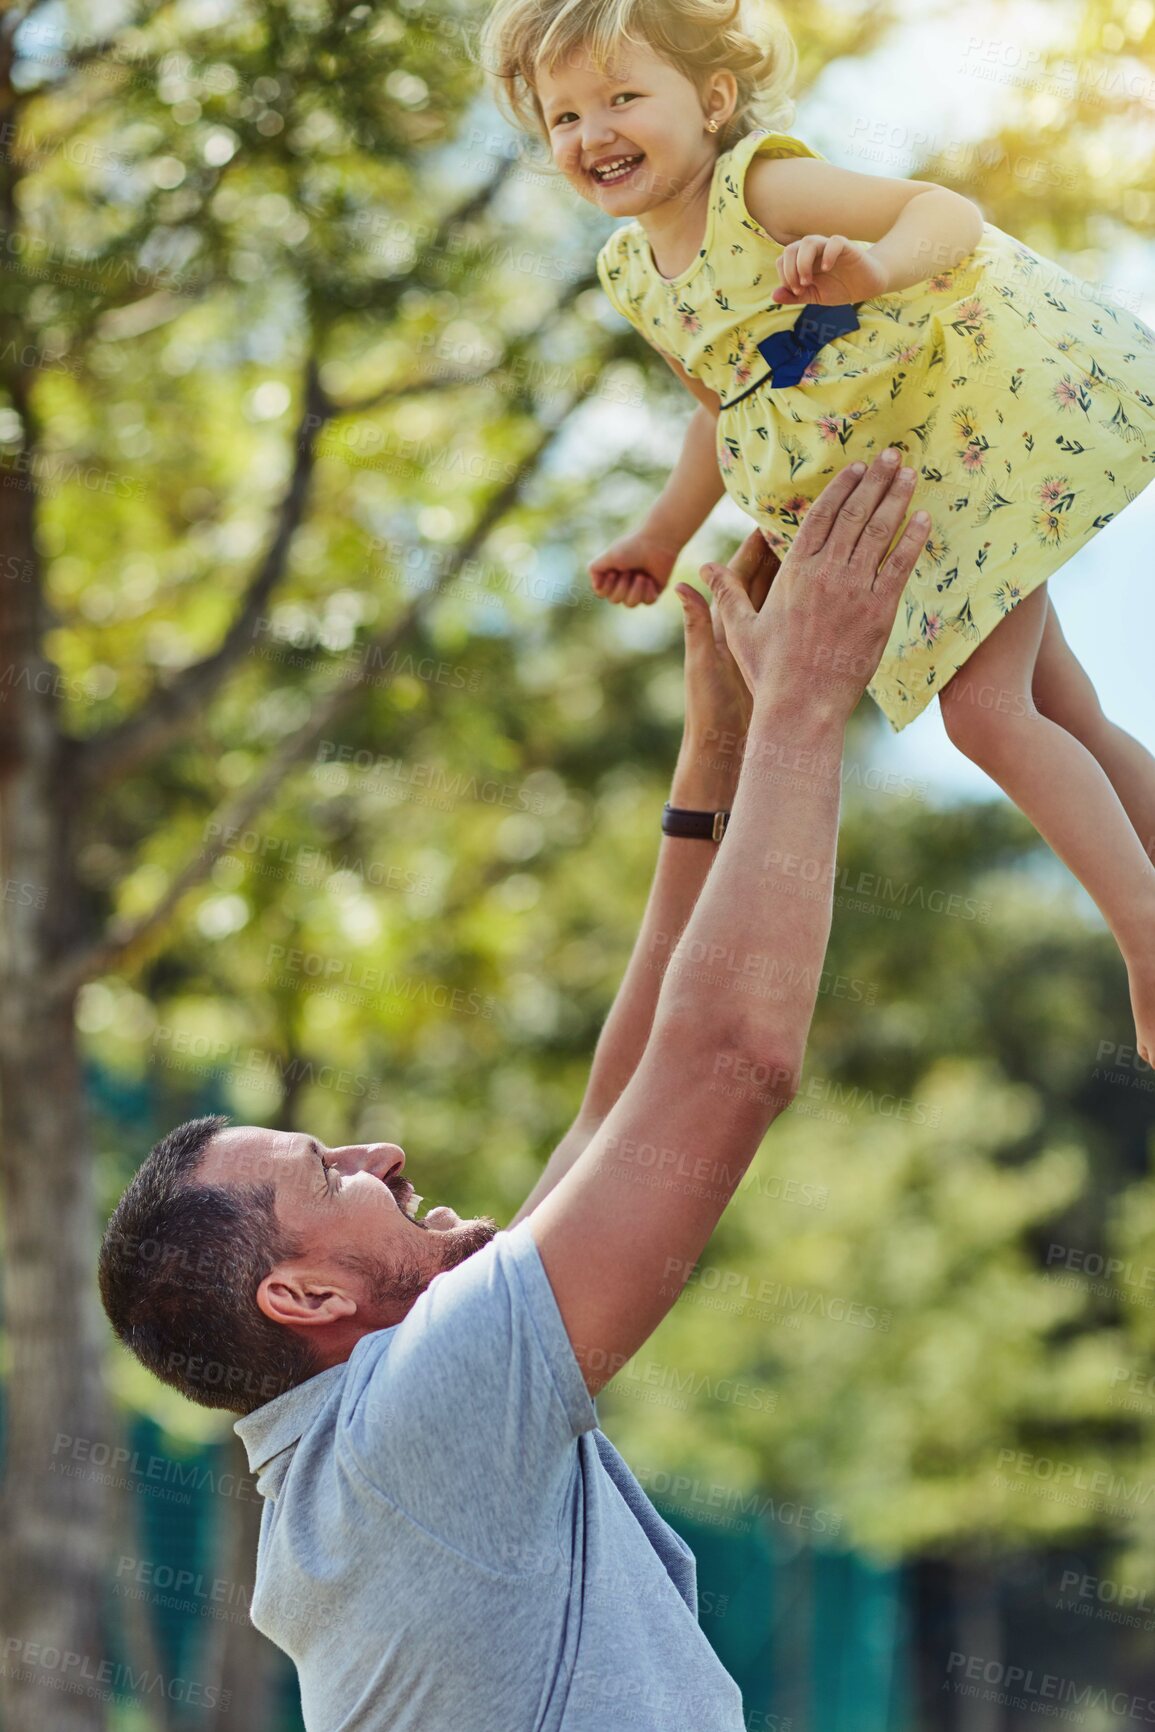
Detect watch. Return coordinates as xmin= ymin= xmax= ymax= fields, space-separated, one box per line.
xmin=661 ymin=803 xmax=730 ymax=842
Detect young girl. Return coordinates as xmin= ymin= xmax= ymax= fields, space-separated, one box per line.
xmin=480 ymin=0 xmax=1155 ymax=1061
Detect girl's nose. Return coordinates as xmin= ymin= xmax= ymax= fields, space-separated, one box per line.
xmin=581 ymin=111 xmax=618 ymax=155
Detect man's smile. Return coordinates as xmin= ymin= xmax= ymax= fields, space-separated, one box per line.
xmin=386 ymin=1172 xmax=460 ymax=1232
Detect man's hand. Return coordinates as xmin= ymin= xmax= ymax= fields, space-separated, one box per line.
xmin=703 ymin=451 xmax=929 ymax=717
xmin=589 ymin=525 xmax=682 ymax=607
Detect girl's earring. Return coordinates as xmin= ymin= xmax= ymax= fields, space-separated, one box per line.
xmin=706 ymin=118 xmax=719 ymax=133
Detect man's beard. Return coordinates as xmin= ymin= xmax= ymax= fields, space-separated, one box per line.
xmin=338 ymin=1216 xmax=501 ymax=1312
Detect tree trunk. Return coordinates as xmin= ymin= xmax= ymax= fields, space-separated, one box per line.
xmin=0 ymin=423 xmax=108 ymax=1731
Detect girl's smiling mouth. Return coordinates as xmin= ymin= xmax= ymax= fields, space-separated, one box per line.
xmin=590 ymin=152 xmax=645 ymax=186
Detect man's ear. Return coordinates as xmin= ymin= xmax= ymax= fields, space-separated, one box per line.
xmin=257 ymin=1265 xmax=358 ymax=1329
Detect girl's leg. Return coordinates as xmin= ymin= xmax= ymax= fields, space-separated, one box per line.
xmin=938 ymin=584 xmax=1155 ymax=1060
xmin=1031 ymin=599 xmax=1155 ymax=863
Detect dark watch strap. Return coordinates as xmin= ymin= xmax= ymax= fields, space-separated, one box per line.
xmin=661 ymin=803 xmax=730 ymax=842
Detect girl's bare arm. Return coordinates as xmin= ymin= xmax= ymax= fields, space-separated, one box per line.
xmin=746 ymin=156 xmax=985 ymax=292
xmin=642 ymin=352 xmax=724 ymax=550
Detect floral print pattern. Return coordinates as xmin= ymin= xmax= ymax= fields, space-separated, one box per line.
xmin=595 ymin=129 xmax=1155 ymax=731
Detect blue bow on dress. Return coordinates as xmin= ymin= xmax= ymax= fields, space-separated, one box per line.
xmin=756 ymin=301 xmax=860 ymax=388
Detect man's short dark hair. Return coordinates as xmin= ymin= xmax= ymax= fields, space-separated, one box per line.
xmin=98 ymin=1115 xmax=322 ymax=1415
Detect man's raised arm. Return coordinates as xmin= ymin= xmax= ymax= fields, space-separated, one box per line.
xmin=525 ymin=451 xmax=930 ymax=1395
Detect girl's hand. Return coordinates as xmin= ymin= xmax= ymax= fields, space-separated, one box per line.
xmin=672 ymin=528 xmax=779 ymax=804
xmin=771 ymin=234 xmax=890 ymax=306
xmin=589 ymin=528 xmax=681 ymax=608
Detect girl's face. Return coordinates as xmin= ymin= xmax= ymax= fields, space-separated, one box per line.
xmin=536 ymin=40 xmax=727 ymax=217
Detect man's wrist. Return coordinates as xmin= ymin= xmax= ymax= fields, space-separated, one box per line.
xmin=741 ymin=692 xmax=849 ymax=792
xmin=671 ymin=737 xmax=740 ymax=809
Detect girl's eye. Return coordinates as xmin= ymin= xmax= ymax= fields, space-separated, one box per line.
xmin=611 ymin=91 xmax=640 ymax=105
xmin=552 ymin=112 xmax=577 ymax=126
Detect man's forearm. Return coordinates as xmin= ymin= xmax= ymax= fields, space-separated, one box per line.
xmin=509 ymin=736 xmax=738 ymax=1225
xmin=645 ymin=407 xmax=726 ymax=550
xmin=654 ymin=694 xmax=847 ymax=1095
xmin=581 ymin=738 xmax=739 ymax=1121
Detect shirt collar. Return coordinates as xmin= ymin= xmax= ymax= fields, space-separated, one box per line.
xmin=234 ymin=1362 xmax=348 ymax=1496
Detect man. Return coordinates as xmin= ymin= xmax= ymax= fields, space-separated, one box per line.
xmin=100 ymin=451 xmax=928 ymax=1731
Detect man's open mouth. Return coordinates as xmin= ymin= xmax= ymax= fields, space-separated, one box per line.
xmin=590 ymin=153 xmax=644 ymax=186
xmin=389 ymin=1178 xmax=423 ymax=1222
xmin=391 ymin=1178 xmax=459 ymax=1231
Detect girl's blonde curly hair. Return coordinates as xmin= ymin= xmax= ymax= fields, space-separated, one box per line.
xmin=477 ymin=0 xmax=798 ymax=155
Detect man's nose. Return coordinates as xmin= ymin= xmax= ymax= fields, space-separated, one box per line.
xmin=333 ymin=1143 xmax=405 ymax=1181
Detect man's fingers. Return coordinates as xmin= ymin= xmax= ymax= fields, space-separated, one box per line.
xmin=823 ymin=453 xmax=913 ymax=570
xmin=702 ymin=560 xmax=756 ymax=627
xmin=789 ymin=464 xmax=869 ymax=561
xmin=846 ymin=467 xmax=920 ymax=581
xmin=874 ymin=511 xmax=932 ymax=600
xmin=676 ymin=581 xmax=712 ymax=635
xmin=727 ymin=527 xmax=777 ymax=593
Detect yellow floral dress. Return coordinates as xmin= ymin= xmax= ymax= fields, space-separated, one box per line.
xmin=595 ymin=128 xmax=1155 ymax=731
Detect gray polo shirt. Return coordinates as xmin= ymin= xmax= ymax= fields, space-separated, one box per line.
xmin=234 ymin=1219 xmax=745 ymax=1730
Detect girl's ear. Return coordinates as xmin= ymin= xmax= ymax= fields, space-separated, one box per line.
xmin=703 ymin=68 xmax=739 ymax=132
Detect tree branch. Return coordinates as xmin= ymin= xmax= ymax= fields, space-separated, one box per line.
xmin=77 ymin=258 xmax=600 ymax=790
xmin=78 ymin=353 xmax=333 ymax=791
xmin=337 ymin=270 xmax=598 ymax=414
xmin=46 ymin=401 xmax=574 ymax=1000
